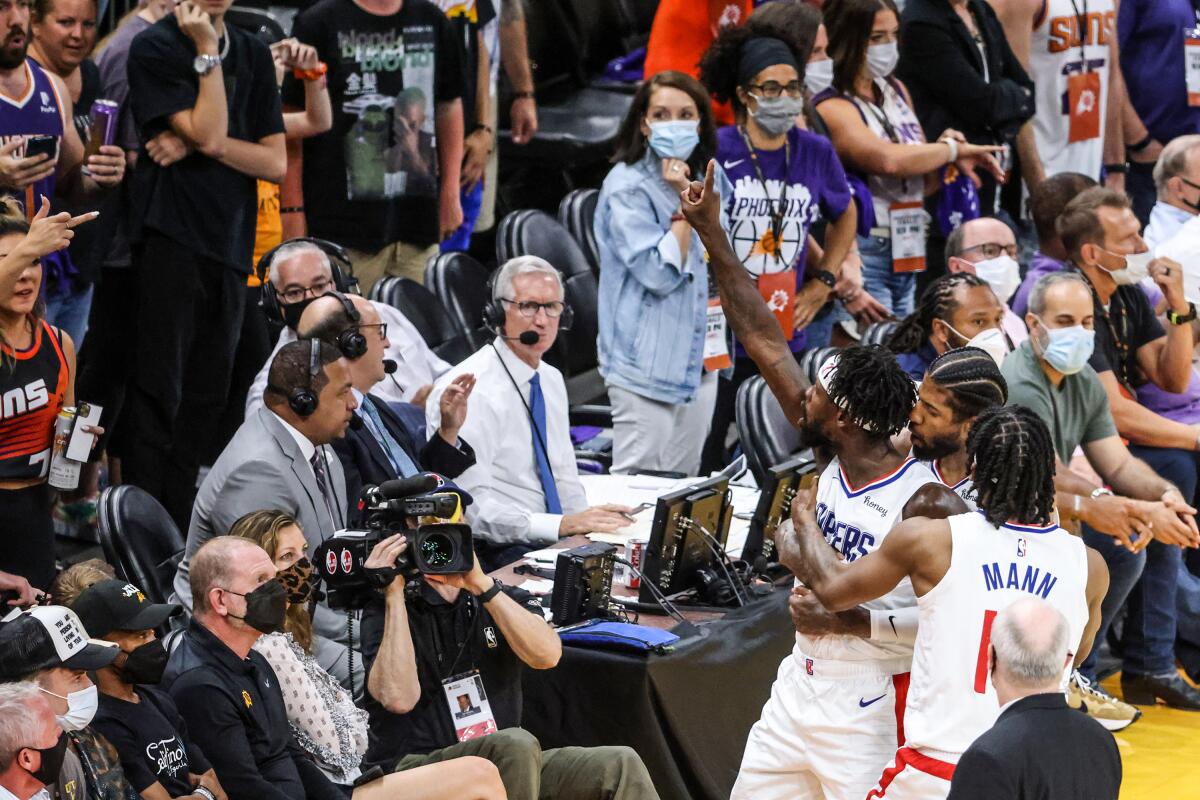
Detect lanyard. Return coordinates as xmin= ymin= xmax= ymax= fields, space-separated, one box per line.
xmin=431 ymin=595 xmax=476 ymax=680
xmin=1065 ymin=0 xmax=1090 ymax=68
xmin=738 ymin=126 xmax=790 ymax=263
xmin=1077 ymin=269 xmax=1133 ymax=388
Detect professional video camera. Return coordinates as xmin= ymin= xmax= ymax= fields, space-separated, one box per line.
xmin=314 ymin=474 xmax=475 ymax=609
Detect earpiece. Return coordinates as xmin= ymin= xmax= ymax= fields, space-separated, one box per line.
xmin=329 ymin=292 xmax=368 ymax=360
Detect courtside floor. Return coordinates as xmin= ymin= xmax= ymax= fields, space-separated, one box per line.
xmin=1102 ymin=673 xmax=1200 ymax=799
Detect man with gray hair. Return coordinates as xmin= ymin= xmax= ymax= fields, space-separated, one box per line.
xmin=426 ymin=256 xmax=633 ymax=569
xmin=0 ymin=681 xmax=64 ymax=800
xmin=947 ymin=598 xmax=1121 ymax=799
xmin=246 ymin=239 xmax=452 ymax=417
xmin=1146 ymin=134 xmax=1200 ymax=248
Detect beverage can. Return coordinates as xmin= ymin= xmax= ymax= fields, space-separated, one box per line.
xmin=82 ymin=99 xmax=119 ymax=169
xmin=48 ymin=407 xmax=80 ymax=491
xmin=624 ymin=537 xmax=647 ymax=589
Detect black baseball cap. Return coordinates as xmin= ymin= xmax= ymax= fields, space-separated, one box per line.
xmin=71 ymin=579 xmax=181 ymax=639
xmin=0 ymin=606 xmax=120 ymax=679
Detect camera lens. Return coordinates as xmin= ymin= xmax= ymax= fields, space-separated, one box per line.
xmin=419 ymin=532 xmax=454 ymax=567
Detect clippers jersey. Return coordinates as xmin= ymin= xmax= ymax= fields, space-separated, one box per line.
xmin=927 ymin=459 xmax=975 ymax=510
xmin=904 ymin=511 xmax=1089 ymax=757
xmin=0 ymin=320 xmax=68 ymax=481
xmin=802 ymin=457 xmax=940 ymax=662
xmin=1029 ymin=0 xmax=1114 ymax=180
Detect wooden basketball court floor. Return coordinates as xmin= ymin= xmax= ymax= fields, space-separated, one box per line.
xmin=1102 ymin=673 xmax=1200 ymax=799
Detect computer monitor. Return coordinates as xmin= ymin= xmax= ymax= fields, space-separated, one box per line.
xmin=741 ymin=455 xmax=817 ymax=567
xmin=639 ymin=473 xmax=732 ymax=604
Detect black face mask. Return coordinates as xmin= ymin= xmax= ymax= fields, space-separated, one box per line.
xmin=280 ymin=293 xmax=319 ymax=330
xmin=1180 ymin=177 xmax=1200 ymax=213
xmin=120 ymin=639 xmax=168 ymax=685
xmin=228 ymin=580 xmax=288 ymax=635
xmin=29 ymin=732 xmax=67 ymax=785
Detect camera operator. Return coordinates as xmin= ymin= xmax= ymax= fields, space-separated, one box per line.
xmin=358 ymin=485 xmax=660 ymax=799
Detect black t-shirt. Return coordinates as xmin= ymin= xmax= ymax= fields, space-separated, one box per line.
xmin=53 ymin=58 xmax=111 ymax=284
xmin=359 ymin=581 xmax=544 ymax=767
xmin=438 ymin=0 xmax=495 ymax=133
xmin=127 ymin=16 xmax=285 ymax=272
xmin=1084 ymin=279 xmax=1164 ymax=389
xmin=283 ymin=0 xmax=467 ymax=251
xmin=92 ymin=686 xmax=212 ymax=796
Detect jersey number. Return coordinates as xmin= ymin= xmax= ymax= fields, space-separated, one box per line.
xmin=974 ymin=609 xmax=998 ymax=694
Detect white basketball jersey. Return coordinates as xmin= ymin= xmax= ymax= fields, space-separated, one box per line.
xmin=799 ymin=457 xmax=940 ymax=662
xmin=904 ymin=512 xmax=1090 ymax=756
xmin=1029 ymin=0 xmax=1114 ymax=180
xmin=927 ymin=459 xmax=975 ymax=510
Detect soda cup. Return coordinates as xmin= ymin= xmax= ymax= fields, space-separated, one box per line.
xmin=82 ymin=99 xmax=119 ymax=172
xmin=48 ymin=407 xmax=80 ymax=491
xmin=624 ymin=537 xmax=647 ymax=589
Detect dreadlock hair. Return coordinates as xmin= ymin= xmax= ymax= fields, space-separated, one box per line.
xmin=826 ymin=344 xmax=916 ymax=439
xmin=967 ymin=405 xmax=1056 ymax=528
xmin=925 ymin=347 xmax=1009 ymax=423
xmin=886 ymin=273 xmax=989 ymax=354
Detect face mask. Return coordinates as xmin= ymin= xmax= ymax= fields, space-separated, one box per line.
xmin=748 ymin=93 xmax=805 ymax=137
xmin=41 ymin=685 xmax=98 ymax=732
xmin=805 ymin=58 xmax=834 ymax=95
xmin=867 ymin=42 xmax=899 ymax=79
xmin=647 ymin=120 xmax=700 ymax=161
xmin=276 ymin=557 xmax=317 ymax=605
xmin=28 ymin=733 xmax=67 ymax=785
xmin=971 ymin=255 xmax=1021 ymax=304
xmin=1035 ymin=318 xmax=1095 ymax=375
xmin=944 ymin=321 xmax=1010 ymax=367
xmin=1098 ymin=248 xmax=1152 ymax=286
xmin=120 ymin=640 xmax=168 ymax=685
xmin=227 ymin=580 xmax=288 ymax=635
xmin=280 ymin=293 xmax=319 ymax=330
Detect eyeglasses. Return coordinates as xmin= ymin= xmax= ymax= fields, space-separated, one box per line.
xmin=357 ymin=322 xmax=388 ymax=340
xmin=746 ymin=80 xmax=804 ymax=99
xmin=501 ymin=298 xmax=565 ymax=318
xmin=278 ymin=279 xmax=333 ymax=305
xmin=961 ymin=242 xmax=1019 ymax=260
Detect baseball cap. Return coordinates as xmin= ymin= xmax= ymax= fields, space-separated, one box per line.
xmin=0 ymin=606 xmax=119 ymax=679
xmin=417 ymin=472 xmax=473 ymax=508
xmin=71 ymin=579 xmax=181 ymax=639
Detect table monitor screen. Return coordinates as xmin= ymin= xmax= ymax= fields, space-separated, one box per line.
xmin=639 ymin=474 xmax=731 ymax=603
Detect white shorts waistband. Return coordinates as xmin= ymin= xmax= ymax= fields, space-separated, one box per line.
xmin=790 ymin=648 xmax=911 ymax=679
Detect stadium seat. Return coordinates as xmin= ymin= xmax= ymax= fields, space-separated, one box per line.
xmin=557 ymin=188 xmax=601 ymax=277
xmin=798 ymin=345 xmax=841 ymax=387
xmin=861 ymin=320 xmax=900 ymax=347
xmin=96 ymin=485 xmax=186 ymax=605
xmin=423 ymin=251 xmax=494 ymax=354
xmin=735 ymin=375 xmax=803 ymax=486
xmin=369 ymin=276 xmax=476 ymax=365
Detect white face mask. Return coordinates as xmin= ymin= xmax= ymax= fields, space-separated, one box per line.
xmin=971 ymin=254 xmax=1021 ymax=304
xmin=867 ymin=42 xmax=899 ymax=79
xmin=943 ymin=321 xmax=1011 ymax=367
xmin=41 ymin=684 xmax=98 ymax=732
xmin=1100 ymin=249 xmax=1153 ymax=285
xmin=805 ymin=58 xmax=834 ymax=95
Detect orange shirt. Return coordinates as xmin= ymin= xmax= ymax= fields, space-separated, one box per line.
xmin=249 ymin=179 xmax=282 ymax=287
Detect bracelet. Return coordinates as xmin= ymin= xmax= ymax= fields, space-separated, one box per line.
xmin=941 ymin=138 xmax=958 ymax=163
xmin=670 ymin=211 xmax=685 ymax=223
xmin=281 ymin=206 xmax=305 ymax=214
xmin=512 ymin=90 xmax=535 ymax=100
xmin=1127 ymin=134 xmax=1153 ymax=154
xmin=1104 ymin=162 xmax=1128 ymax=175
xmin=292 ymin=62 xmax=328 ymax=82
xmin=193 ymin=787 xmax=216 ymax=800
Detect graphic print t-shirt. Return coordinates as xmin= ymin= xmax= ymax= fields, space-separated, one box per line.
xmin=92 ymin=686 xmax=212 ymax=796
xmin=431 ymin=0 xmax=495 ymax=132
xmin=285 ymin=0 xmax=466 ymax=250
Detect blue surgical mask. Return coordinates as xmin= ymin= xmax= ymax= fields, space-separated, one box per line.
xmin=647 ymin=120 xmax=700 ymax=161
xmin=1035 ymin=317 xmax=1095 ymax=375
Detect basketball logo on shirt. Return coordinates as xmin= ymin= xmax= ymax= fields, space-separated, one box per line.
xmin=727 ymin=175 xmax=817 ymax=276
xmin=484 ymin=627 xmax=498 ymax=648
xmin=242 ymin=690 xmax=253 ymax=708
xmin=1017 ymin=538 xmax=1027 ymax=558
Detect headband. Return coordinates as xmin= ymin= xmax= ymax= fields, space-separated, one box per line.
xmin=816 ymin=353 xmax=885 ymax=434
xmin=738 ymin=37 xmax=800 ymax=86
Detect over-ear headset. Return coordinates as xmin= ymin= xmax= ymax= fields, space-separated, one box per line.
xmin=482 ymin=268 xmax=575 ymax=338
xmin=286 ymin=338 xmax=322 ymax=417
xmin=258 ymin=237 xmax=360 ymax=324
xmin=328 ymin=292 xmax=368 ymax=360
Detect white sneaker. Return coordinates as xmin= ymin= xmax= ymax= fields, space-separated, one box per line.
xmin=1067 ymin=670 xmax=1141 ymax=732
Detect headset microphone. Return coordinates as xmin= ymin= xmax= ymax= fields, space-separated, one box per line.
xmin=517 ymin=330 xmax=540 ymax=346
xmin=383 ymin=359 xmax=398 ymax=374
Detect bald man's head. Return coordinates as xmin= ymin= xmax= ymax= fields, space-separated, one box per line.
xmin=990 ymin=597 xmax=1070 ymax=692
xmin=190 ymin=537 xmax=273 ymax=615
xmin=298 ymin=293 xmax=390 ymax=392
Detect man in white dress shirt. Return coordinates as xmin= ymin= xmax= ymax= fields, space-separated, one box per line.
xmin=0 ymin=682 xmax=61 ymax=800
xmin=246 ymin=240 xmax=451 ymax=417
xmin=427 ymin=256 xmax=632 ymax=569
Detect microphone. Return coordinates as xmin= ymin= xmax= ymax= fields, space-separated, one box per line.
xmin=516 ymin=330 xmax=539 ymax=346
xmin=383 ymin=359 xmax=398 ymax=374
xmin=364 ymin=474 xmax=439 ymax=505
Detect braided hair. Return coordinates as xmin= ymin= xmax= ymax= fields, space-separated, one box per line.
xmin=926 ymin=347 xmax=1009 ymax=422
xmin=967 ymin=405 xmax=1056 ymax=528
xmin=887 ymin=273 xmax=990 ymax=354
xmin=826 ymin=345 xmax=917 ymax=438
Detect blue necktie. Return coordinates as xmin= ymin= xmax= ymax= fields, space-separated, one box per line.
xmin=360 ymin=398 xmax=420 ymax=478
xmin=528 ymin=373 xmax=562 ymax=514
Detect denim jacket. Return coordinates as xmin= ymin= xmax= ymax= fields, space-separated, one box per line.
xmin=595 ymin=151 xmax=732 ymax=404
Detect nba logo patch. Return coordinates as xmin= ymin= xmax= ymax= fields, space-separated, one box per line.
xmin=805 ymin=658 xmax=814 ymax=676
xmin=1017 ymin=538 xmax=1027 ymax=558
xmin=484 ymin=627 xmax=498 ymax=648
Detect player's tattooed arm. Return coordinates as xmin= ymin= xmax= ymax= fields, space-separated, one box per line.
xmin=788 ymin=586 xmax=871 ymax=638
xmin=902 ymin=483 xmax=968 ymax=521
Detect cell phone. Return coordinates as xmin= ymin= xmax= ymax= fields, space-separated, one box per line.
xmin=23 ymin=134 xmax=57 ymax=162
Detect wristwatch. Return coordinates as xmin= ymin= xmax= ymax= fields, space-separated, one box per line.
xmin=1090 ymin=487 xmax=1114 ymax=499
xmin=477 ymin=579 xmax=503 ymax=603
xmin=193 ymin=787 xmax=216 ymax=800
xmin=813 ymin=270 xmax=837 ymax=289
xmin=193 ymin=54 xmax=221 ymax=76
xmin=1166 ymin=302 xmax=1197 ymax=325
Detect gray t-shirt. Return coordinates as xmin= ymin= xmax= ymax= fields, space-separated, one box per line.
xmin=1002 ymin=340 xmax=1118 ymax=463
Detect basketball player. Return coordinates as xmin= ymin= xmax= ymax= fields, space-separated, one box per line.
xmin=909 ymin=348 xmax=1009 ymax=509
xmin=783 ymin=405 xmax=1108 ymax=798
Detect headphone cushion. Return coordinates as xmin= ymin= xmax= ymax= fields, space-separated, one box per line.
xmin=338 ymin=330 xmax=368 ymax=360
xmin=290 ymin=390 xmax=318 ymax=417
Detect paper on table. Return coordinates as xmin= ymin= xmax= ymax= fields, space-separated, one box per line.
xmin=517 ymin=578 xmax=555 ymax=596
xmin=522 ymin=548 xmax=562 ymax=565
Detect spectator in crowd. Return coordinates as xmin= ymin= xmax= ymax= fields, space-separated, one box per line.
xmin=816 ymin=0 xmax=1003 ymax=316
xmin=1114 ymin=0 xmax=1200 ymax=225
xmin=175 ymin=340 xmax=359 ymax=687
xmin=947 ymin=599 xmax=1121 ymax=800
xmin=298 ymin=292 xmax=476 ymax=516
xmin=246 ymin=240 xmax=451 ymax=416
xmin=69 ymin=577 xmax=229 ymax=800
xmin=0 ymin=605 xmax=144 ymax=800
xmin=0 ymin=682 xmax=63 ymax=800
xmin=47 ymin=556 xmax=112 ymax=605
xmin=943 ymin=216 xmax=1028 ymax=345
xmin=426 ymin=256 xmax=633 ymax=569
xmin=124 ymin=0 xmax=286 ymax=529
xmin=1145 ymin=134 xmax=1200 ymax=248
xmin=228 ymin=509 xmax=508 ymax=799
xmin=895 ymin=0 xmax=1034 ymax=220
xmin=162 ymin=537 xmax=343 ymax=800
xmin=1056 ymin=188 xmax=1200 ymax=708
xmin=285 ymin=0 xmax=465 ymax=293
xmin=1004 ymin=271 xmax=1199 ymax=723
xmin=1011 ymin=170 xmax=1096 ymax=316
xmin=596 ymin=71 xmax=727 ymax=476
xmin=886 ymin=273 xmax=1010 ymax=381
xmin=360 ymin=521 xmax=660 ymax=798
